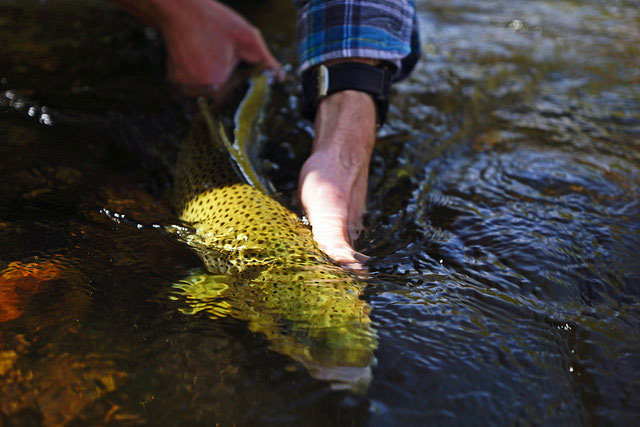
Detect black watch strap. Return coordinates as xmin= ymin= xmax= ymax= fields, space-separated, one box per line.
xmin=302 ymin=62 xmax=392 ymax=126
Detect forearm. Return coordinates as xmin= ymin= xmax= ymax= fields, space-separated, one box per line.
xmin=313 ymin=56 xmax=379 ymax=155
xmin=313 ymin=90 xmax=376 ymax=160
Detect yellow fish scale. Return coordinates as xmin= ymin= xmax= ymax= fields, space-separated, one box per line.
xmin=180 ymin=183 xmax=324 ymax=269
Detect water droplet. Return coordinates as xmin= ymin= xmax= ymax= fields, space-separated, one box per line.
xmin=39 ymin=113 xmax=52 ymax=125
xmin=508 ymin=19 xmax=524 ymax=31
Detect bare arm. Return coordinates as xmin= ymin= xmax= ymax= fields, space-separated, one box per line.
xmin=299 ymin=88 xmax=376 ymax=269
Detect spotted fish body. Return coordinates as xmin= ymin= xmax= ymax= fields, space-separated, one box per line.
xmin=171 ymin=77 xmax=376 ymax=390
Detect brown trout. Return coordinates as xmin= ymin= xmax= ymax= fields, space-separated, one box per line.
xmin=170 ymin=76 xmax=377 ymax=392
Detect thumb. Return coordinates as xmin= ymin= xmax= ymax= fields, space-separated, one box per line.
xmin=307 ymin=213 xmax=366 ymax=270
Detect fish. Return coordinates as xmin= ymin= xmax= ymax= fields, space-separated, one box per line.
xmin=169 ymin=75 xmax=377 ymax=392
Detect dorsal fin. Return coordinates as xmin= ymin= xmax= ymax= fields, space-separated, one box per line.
xmin=197 ymin=74 xmax=274 ymax=196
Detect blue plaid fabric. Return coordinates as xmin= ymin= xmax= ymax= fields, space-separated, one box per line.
xmin=295 ymin=0 xmax=419 ymax=80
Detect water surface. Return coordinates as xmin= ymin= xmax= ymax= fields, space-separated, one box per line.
xmin=1 ymin=0 xmax=639 ymax=424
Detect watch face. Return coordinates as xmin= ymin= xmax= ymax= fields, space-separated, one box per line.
xmin=317 ymin=65 xmax=329 ymax=97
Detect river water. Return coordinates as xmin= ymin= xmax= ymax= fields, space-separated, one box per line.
xmin=1 ymin=0 xmax=639 ymax=425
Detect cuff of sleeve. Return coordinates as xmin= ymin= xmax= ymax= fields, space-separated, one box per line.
xmin=298 ymin=51 xmax=402 ymax=76
xmin=296 ymin=1 xmax=415 ymax=77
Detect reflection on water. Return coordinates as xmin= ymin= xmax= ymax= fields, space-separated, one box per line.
xmin=171 ymin=266 xmax=376 ymax=393
xmin=1 ymin=0 xmax=639 ymax=424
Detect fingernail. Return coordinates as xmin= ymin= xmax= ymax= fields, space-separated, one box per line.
xmin=353 ymin=252 xmax=370 ymax=263
xmin=344 ymin=261 xmax=369 ymax=276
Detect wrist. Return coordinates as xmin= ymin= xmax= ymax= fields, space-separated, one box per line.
xmin=302 ymin=60 xmax=392 ymax=126
xmin=313 ymin=90 xmax=376 ymax=160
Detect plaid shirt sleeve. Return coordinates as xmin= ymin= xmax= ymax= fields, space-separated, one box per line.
xmin=294 ymin=0 xmax=419 ymax=79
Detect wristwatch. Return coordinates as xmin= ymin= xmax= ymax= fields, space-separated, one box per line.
xmin=301 ymin=62 xmax=393 ymax=126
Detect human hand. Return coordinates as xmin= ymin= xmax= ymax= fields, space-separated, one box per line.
xmin=113 ymin=0 xmax=281 ymax=93
xmin=162 ymin=0 xmax=281 ymax=92
xmin=298 ymin=90 xmax=377 ymax=270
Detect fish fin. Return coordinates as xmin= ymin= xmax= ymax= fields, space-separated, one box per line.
xmin=233 ymin=74 xmax=276 ymax=196
xmin=196 ymin=96 xmax=254 ymax=187
xmin=197 ymin=96 xmax=232 ymax=153
xmin=198 ymin=74 xmax=275 ymax=195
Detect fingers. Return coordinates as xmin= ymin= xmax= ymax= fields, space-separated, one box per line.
xmin=347 ymin=161 xmax=369 ymax=243
xmin=309 ymin=214 xmax=360 ymax=264
xmin=238 ymin=26 xmax=282 ymax=71
xmin=158 ymin=0 xmax=282 ymax=92
xmin=299 ymin=159 xmax=367 ymax=270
